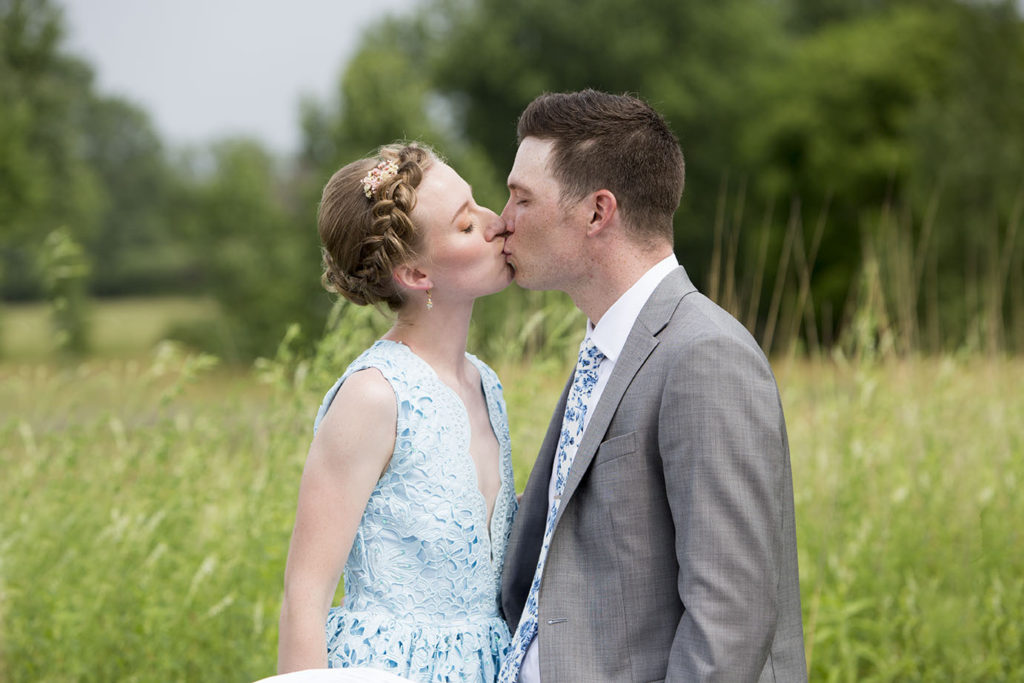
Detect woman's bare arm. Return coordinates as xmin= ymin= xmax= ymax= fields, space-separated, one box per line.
xmin=276 ymin=369 xmax=396 ymax=673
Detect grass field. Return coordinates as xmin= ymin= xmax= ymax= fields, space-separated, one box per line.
xmin=1 ymin=298 xmax=219 ymax=361
xmin=1 ymin=301 xmax=1022 ymax=681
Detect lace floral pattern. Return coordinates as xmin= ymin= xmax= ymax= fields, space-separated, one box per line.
xmin=313 ymin=340 xmax=517 ymax=682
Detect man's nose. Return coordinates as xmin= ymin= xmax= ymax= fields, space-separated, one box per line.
xmin=498 ymin=199 xmax=516 ymax=235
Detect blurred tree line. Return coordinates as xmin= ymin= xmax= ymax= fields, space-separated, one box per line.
xmin=2 ymin=0 xmax=1021 ymax=359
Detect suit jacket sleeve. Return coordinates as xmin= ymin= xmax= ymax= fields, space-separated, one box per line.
xmin=661 ymin=334 xmax=786 ymax=680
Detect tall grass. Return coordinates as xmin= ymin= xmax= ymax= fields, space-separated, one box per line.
xmin=2 ymin=336 xmax=1022 ymax=681
xmin=778 ymin=355 xmax=1023 ymax=679
xmin=705 ymin=184 xmax=1024 ymax=358
xmin=0 ymin=348 xmax=288 ymax=682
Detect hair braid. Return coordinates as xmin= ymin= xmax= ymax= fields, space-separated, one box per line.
xmin=317 ymin=142 xmax=438 ymax=310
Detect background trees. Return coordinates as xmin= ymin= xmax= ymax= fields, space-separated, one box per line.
xmin=3 ymin=0 xmax=1021 ymax=358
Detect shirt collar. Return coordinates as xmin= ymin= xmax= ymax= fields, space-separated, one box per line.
xmin=587 ymin=253 xmax=679 ymax=363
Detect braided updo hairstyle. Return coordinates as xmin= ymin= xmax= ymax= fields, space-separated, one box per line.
xmin=318 ymin=143 xmax=437 ymax=310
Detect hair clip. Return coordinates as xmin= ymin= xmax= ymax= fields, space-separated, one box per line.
xmin=361 ymin=159 xmax=400 ymax=199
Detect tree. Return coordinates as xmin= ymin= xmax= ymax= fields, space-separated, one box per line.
xmin=177 ymin=139 xmax=326 ymax=359
xmin=80 ymin=95 xmax=183 ymax=295
xmin=0 ymin=0 xmax=103 ymax=299
xmin=1 ymin=0 xmax=189 ymax=301
xmin=740 ymin=6 xmax=958 ymax=326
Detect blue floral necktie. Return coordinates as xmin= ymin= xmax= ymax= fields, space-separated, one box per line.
xmin=499 ymin=338 xmax=605 ymax=682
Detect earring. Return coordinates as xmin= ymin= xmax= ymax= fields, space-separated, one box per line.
xmin=426 ymin=289 xmax=433 ymax=310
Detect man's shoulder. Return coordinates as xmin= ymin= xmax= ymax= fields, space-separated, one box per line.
xmin=666 ymin=289 xmax=759 ymax=346
xmin=630 ymin=266 xmax=771 ymax=369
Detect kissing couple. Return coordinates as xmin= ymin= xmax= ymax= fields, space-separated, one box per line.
xmin=271 ymin=90 xmax=807 ymax=683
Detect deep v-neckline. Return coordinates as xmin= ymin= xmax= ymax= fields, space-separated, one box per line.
xmin=380 ymin=340 xmax=507 ymax=549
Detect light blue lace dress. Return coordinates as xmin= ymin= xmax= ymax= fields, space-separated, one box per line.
xmin=313 ymin=340 xmax=517 ymax=682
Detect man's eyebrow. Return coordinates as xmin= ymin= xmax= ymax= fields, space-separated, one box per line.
xmin=507 ymin=181 xmax=530 ymax=194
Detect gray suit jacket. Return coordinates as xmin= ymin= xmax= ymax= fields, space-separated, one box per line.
xmin=502 ymin=267 xmax=807 ymax=682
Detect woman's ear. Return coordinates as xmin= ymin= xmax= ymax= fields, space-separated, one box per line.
xmin=392 ymin=263 xmax=432 ymax=293
xmin=586 ymin=189 xmax=618 ymax=237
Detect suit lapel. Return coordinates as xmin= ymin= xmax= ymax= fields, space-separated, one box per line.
xmin=555 ymin=267 xmax=696 ymax=521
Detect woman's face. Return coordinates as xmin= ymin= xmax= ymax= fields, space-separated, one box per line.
xmin=410 ymin=161 xmax=513 ymax=303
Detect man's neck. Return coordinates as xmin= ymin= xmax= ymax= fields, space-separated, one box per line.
xmin=570 ymin=246 xmax=674 ymax=325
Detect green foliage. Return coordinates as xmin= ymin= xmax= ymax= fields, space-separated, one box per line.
xmin=1 ymin=296 xmax=220 ymax=361
xmin=176 ymin=139 xmax=329 ymax=360
xmin=298 ymin=17 xmax=508 ymax=215
xmin=0 ymin=0 xmax=103 ymax=298
xmin=3 ymin=0 xmax=1023 ymax=357
xmin=783 ymin=355 xmax=1024 ymax=679
xmin=300 ymin=26 xmax=440 ymax=171
xmin=79 ymin=96 xmax=185 ymax=296
xmin=0 ymin=0 xmax=193 ymax=301
xmin=467 ymin=287 xmax=583 ymax=370
xmin=37 ymin=227 xmax=90 ymax=355
xmin=256 ymin=287 xmax=584 ymax=401
xmin=740 ymin=6 xmax=959 ymax=321
xmin=0 ymin=347 xmax=291 ymax=681
xmin=907 ymin=2 xmax=1024 ymax=316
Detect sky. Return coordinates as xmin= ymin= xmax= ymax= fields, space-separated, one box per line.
xmin=61 ymin=0 xmax=422 ymax=154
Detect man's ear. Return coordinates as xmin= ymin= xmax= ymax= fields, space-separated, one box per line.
xmin=586 ymin=189 xmax=618 ymax=237
xmin=392 ymin=263 xmax=432 ymax=293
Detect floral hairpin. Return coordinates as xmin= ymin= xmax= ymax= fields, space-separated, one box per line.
xmin=361 ymin=159 xmax=400 ymax=199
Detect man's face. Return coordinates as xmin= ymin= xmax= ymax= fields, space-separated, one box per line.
xmin=500 ymin=137 xmax=583 ymax=291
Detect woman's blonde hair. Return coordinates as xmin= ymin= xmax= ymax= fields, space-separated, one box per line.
xmin=318 ymin=142 xmax=437 ymax=310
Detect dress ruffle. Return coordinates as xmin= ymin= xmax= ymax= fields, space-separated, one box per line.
xmin=326 ymin=608 xmax=511 ymax=682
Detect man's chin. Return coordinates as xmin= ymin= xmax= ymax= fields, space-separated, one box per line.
xmin=506 ymin=261 xmax=546 ymax=291
xmin=511 ymin=275 xmax=542 ymax=291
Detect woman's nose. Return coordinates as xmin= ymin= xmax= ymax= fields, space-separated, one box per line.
xmin=484 ymin=214 xmax=510 ymax=242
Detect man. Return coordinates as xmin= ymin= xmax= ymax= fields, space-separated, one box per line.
xmin=488 ymin=90 xmax=807 ymax=682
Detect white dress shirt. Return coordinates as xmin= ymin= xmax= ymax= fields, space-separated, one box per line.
xmin=518 ymin=253 xmax=679 ymax=683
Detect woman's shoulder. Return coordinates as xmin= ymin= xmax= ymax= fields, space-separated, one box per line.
xmin=313 ymin=341 xmax=408 ymax=434
xmin=313 ymin=366 xmax=396 ymax=440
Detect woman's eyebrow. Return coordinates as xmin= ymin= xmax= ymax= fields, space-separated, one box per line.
xmin=450 ymin=198 xmax=470 ymax=224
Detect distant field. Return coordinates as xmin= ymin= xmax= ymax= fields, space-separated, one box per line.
xmin=1 ymin=297 xmax=219 ymax=360
xmin=1 ymin=344 xmax=1021 ymax=681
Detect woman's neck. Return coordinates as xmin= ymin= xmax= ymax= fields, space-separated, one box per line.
xmin=383 ymin=300 xmax=474 ymax=383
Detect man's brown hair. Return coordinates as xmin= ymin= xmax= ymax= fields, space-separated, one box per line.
xmin=517 ymin=89 xmax=685 ymax=242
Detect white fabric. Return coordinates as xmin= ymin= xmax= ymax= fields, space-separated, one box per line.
xmin=520 ymin=253 xmax=678 ymax=683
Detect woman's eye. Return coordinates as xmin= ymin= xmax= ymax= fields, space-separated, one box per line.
xmin=462 ymin=223 xmax=476 ymax=234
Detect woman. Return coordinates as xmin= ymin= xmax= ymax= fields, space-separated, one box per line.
xmin=276 ymin=143 xmax=517 ymax=681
